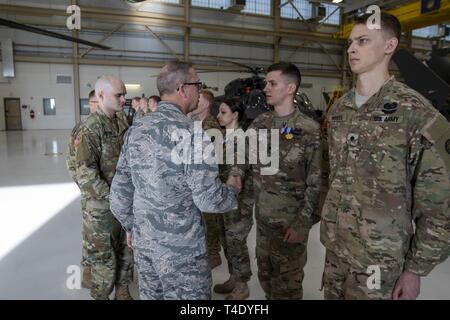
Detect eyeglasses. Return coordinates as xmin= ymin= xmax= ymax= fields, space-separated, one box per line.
xmin=181 ymin=81 xmax=203 ymax=90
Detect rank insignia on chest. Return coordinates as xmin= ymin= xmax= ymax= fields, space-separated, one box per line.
xmin=382 ymin=102 xmax=398 ymax=114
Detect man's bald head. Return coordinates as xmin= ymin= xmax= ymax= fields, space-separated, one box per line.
xmin=95 ymin=75 xmax=124 ymax=96
xmin=94 ymin=75 xmax=127 ymax=117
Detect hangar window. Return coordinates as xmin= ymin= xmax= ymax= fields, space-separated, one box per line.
xmin=321 ymin=3 xmax=340 ymax=25
xmin=43 ymin=98 xmax=56 ymax=116
xmin=281 ymin=0 xmax=311 ymax=20
xmin=192 ymin=0 xmax=270 ymax=15
xmin=242 ymin=0 xmax=271 ymax=16
xmin=281 ymin=0 xmax=340 ymax=25
xmin=192 ymin=0 xmax=229 ymax=9
xmin=158 ymin=0 xmax=180 ymax=3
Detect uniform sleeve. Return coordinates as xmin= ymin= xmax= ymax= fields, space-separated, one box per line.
xmin=228 ymin=123 xmax=256 ymax=179
xmin=66 ymin=124 xmax=82 ymax=185
xmin=74 ymin=127 xmax=111 ymax=210
xmin=110 ymin=131 xmax=135 ymax=232
xmin=186 ymin=131 xmax=238 ymax=213
xmin=404 ymin=112 xmax=450 ymax=276
xmin=66 ymin=143 xmax=78 ymax=185
xmin=290 ymin=129 xmax=323 ymax=236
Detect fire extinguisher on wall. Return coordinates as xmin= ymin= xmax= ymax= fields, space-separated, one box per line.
xmin=30 ymin=109 xmax=35 ymax=119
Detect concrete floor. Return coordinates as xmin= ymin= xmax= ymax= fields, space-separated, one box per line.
xmin=0 ymin=130 xmax=449 ymax=300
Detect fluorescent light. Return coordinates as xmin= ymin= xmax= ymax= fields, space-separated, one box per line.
xmin=332 ymin=0 xmax=343 ymax=3
xmin=125 ymin=84 xmax=141 ymax=89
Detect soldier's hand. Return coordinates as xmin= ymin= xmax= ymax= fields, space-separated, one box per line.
xmin=227 ymin=175 xmax=242 ymax=194
xmin=126 ymin=232 xmax=133 ymax=250
xmin=392 ymin=271 xmax=420 ymax=300
xmin=283 ymin=228 xmax=305 ymax=243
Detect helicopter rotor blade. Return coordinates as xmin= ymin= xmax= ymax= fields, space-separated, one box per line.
xmin=205 ymin=57 xmax=265 ymax=76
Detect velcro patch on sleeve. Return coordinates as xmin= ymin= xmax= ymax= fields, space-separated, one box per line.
xmin=74 ymin=133 xmax=83 ymax=146
xmin=422 ymin=113 xmax=450 ymax=174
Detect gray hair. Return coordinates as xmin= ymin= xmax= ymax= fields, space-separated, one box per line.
xmin=157 ymin=61 xmax=193 ymax=96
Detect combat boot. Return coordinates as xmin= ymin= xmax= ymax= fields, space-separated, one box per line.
xmin=209 ymin=254 xmax=222 ymax=270
xmin=213 ymin=274 xmax=237 ymax=294
xmin=114 ymin=285 xmax=133 ymax=300
xmin=225 ymin=281 xmax=249 ymax=300
xmin=81 ymin=266 xmax=91 ymax=289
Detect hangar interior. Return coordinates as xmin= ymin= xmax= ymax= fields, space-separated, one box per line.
xmin=0 ymin=0 xmax=449 ymax=300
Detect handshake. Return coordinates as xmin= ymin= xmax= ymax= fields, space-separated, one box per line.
xmin=226 ymin=175 xmax=242 ymax=194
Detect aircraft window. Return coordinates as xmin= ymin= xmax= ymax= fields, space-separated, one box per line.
xmin=413 ymin=25 xmax=439 ymax=38
xmin=413 ymin=25 xmax=450 ymax=40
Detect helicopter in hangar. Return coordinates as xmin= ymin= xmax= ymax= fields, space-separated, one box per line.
xmin=206 ymin=58 xmax=320 ymax=128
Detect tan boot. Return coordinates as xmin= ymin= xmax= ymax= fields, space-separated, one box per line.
xmin=225 ymin=281 xmax=249 ymax=300
xmin=208 ymin=254 xmax=222 ymax=270
xmin=214 ymin=274 xmax=237 ymax=294
xmin=81 ymin=266 xmax=91 ymax=289
xmin=114 ymin=285 xmax=133 ymax=300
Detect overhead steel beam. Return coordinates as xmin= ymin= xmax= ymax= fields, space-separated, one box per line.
xmin=7 ymin=55 xmax=342 ymax=78
xmin=80 ymin=24 xmax=123 ymax=58
xmin=0 ymin=17 xmax=111 ymax=50
xmin=71 ymin=0 xmax=81 ymax=125
xmin=342 ymin=0 xmax=379 ymax=14
xmin=0 ymin=4 xmax=343 ymax=44
xmin=274 ymin=0 xmax=281 ymax=63
xmin=337 ymin=0 xmax=450 ymax=38
xmin=285 ymin=1 xmax=342 ymax=71
xmin=5 ymin=19 xmax=345 ymax=54
xmin=184 ymin=0 xmax=190 ymax=62
xmin=145 ymin=25 xmax=180 ymax=61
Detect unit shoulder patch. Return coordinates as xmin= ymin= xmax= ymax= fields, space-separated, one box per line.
xmin=74 ymin=133 xmax=83 ymax=146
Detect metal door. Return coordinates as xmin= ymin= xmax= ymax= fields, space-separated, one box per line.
xmin=4 ymin=98 xmax=22 ymax=130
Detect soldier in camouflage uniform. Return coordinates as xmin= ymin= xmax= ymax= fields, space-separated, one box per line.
xmin=109 ymin=61 xmax=239 ymax=300
xmin=321 ymin=13 xmax=450 ymax=300
xmin=124 ymin=97 xmax=140 ymax=126
xmin=74 ymin=76 xmax=134 ymax=300
xmin=148 ymin=95 xmax=161 ymax=113
xmin=189 ymin=90 xmax=224 ymax=269
xmin=230 ymin=62 xmax=323 ymax=299
xmin=132 ymin=97 xmax=149 ymax=124
xmin=66 ymin=89 xmax=98 ymax=289
xmin=214 ymin=97 xmax=254 ymax=300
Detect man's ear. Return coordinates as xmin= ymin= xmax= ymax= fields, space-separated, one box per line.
xmin=385 ymin=37 xmax=398 ymax=55
xmin=176 ymin=84 xmax=185 ymax=97
xmin=97 ymin=90 xmax=103 ymax=102
xmin=287 ymin=83 xmax=297 ymax=95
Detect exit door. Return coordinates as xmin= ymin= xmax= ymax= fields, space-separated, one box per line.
xmin=4 ymin=98 xmax=22 ymax=130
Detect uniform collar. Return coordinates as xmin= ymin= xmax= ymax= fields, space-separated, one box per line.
xmin=96 ymin=106 xmax=116 ymax=120
xmin=343 ymin=76 xmax=396 ymax=112
xmin=159 ymin=101 xmax=188 ymax=117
